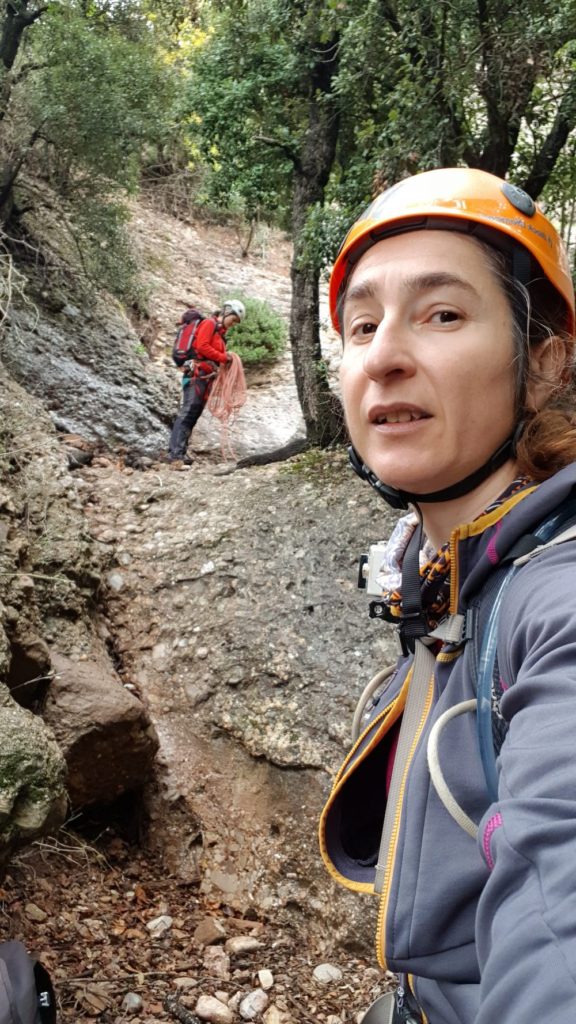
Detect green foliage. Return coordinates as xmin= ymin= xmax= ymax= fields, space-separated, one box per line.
xmin=3 ymin=0 xmax=182 ymax=299
xmin=0 ymin=0 xmax=573 ymax=328
xmin=337 ymin=0 xmax=576 ymax=194
xmin=67 ymin=195 xmax=142 ymax=301
xmin=224 ymin=295 xmax=287 ymax=366
xmin=179 ymin=7 xmax=298 ymax=227
xmin=297 ymin=202 xmax=361 ymax=274
xmin=26 ymin=4 xmax=176 ymax=193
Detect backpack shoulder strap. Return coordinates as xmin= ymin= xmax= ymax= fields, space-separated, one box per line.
xmin=475 ymin=499 xmax=576 ymax=801
xmin=512 ymin=520 xmax=576 ymax=566
xmin=427 ymin=500 xmax=576 ymax=833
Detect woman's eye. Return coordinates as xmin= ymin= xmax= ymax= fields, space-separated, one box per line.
xmin=430 ymin=309 xmax=460 ymax=324
xmin=350 ymin=320 xmax=377 ymax=339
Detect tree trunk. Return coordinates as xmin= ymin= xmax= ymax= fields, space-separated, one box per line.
xmin=289 ymin=36 xmax=344 ymax=448
xmin=0 ymin=1 xmax=45 ymax=71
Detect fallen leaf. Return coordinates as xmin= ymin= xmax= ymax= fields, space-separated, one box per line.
xmin=134 ymin=884 xmax=148 ymax=904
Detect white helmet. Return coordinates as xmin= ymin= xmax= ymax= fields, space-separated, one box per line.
xmin=222 ymin=299 xmax=246 ymax=322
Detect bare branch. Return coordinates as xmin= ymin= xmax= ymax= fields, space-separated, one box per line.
xmin=253 ymin=134 xmax=302 ymax=173
xmin=521 ymin=74 xmax=576 ymax=199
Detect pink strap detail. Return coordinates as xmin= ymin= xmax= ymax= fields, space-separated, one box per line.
xmin=486 ymin=519 xmax=503 ymax=565
xmin=483 ymin=812 xmax=503 ymax=870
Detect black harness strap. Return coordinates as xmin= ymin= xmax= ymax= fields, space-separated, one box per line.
xmin=398 ymin=523 xmax=430 ymax=654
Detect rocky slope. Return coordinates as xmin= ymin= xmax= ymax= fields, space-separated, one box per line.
xmin=0 ymin=196 xmax=402 ymax=1022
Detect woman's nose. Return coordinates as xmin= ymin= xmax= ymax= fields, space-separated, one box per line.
xmin=362 ymin=316 xmax=415 ymax=381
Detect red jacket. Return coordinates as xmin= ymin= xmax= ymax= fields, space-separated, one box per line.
xmin=193 ymin=317 xmax=228 ymax=365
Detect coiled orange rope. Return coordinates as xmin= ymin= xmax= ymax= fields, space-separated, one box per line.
xmin=207 ymin=351 xmax=247 ymax=460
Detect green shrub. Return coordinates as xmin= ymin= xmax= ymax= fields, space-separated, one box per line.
xmin=224 ymin=295 xmax=287 ymax=366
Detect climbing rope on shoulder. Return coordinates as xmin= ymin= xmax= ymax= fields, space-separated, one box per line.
xmin=207 ymin=351 xmax=247 ymax=460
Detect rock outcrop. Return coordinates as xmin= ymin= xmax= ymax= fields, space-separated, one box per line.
xmin=0 ymin=364 xmax=160 ymax=849
xmin=1 ymin=303 xmax=177 ymax=459
xmin=45 ymin=652 xmax=159 ymax=808
xmin=0 ymin=686 xmax=67 ymax=867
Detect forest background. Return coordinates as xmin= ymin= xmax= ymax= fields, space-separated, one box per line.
xmin=0 ymin=3 xmax=576 ymax=1018
xmin=1 ymin=0 xmax=576 ymax=443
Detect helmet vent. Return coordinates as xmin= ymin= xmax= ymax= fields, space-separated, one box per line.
xmin=502 ymin=183 xmax=536 ymax=217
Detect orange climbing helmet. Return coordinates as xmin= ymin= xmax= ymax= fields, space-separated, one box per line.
xmin=329 ymin=167 xmax=575 ymax=334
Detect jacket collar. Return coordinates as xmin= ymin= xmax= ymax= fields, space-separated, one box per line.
xmin=453 ymin=463 xmax=576 ymax=608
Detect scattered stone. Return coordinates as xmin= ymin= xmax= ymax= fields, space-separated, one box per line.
xmin=61 ymin=304 xmax=81 ymax=319
xmin=24 ymin=903 xmax=47 ymax=923
xmin=195 ymin=994 xmax=234 ymax=1024
xmin=207 ymin=869 xmax=240 ymax=895
xmin=228 ymin=992 xmax=243 ymax=1013
xmin=263 ymin=1008 xmax=285 ymax=1024
xmin=146 ymin=914 xmax=173 ymax=937
xmin=121 ymin=992 xmax=143 ymax=1014
xmin=313 ymin=963 xmax=343 ymax=985
xmin=225 ymin=936 xmax=263 ymax=955
xmin=13 ymin=574 xmax=34 ymax=593
xmin=95 ymin=529 xmax=116 ymax=543
xmin=194 ymin=917 xmax=227 ymax=946
xmin=203 ymin=947 xmax=231 ymax=981
xmin=239 ymin=988 xmax=269 ymax=1020
xmin=173 ymin=978 xmax=198 ymax=992
xmin=258 ymin=969 xmax=274 ymax=991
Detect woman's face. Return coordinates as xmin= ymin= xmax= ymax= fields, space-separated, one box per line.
xmin=339 ymin=230 xmax=518 ymax=497
xmin=223 ymin=313 xmax=240 ymax=330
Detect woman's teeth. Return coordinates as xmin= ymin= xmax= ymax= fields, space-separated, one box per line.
xmin=376 ymin=411 xmax=423 ymax=424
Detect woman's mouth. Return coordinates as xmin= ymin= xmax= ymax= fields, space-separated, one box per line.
xmin=370 ymin=406 xmax=430 ymax=425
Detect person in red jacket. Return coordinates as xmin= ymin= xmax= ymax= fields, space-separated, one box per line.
xmin=168 ymin=299 xmax=246 ymax=464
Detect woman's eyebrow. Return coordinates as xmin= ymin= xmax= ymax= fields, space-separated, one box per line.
xmin=403 ymin=271 xmax=479 ymax=298
xmin=343 ymin=280 xmax=377 ymax=307
xmin=344 ymin=271 xmax=479 ymax=313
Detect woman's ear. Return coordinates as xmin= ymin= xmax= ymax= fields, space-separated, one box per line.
xmin=525 ymin=335 xmax=571 ymax=411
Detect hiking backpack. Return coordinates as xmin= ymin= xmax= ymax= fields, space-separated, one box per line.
xmin=0 ymin=941 xmax=56 ymax=1024
xmin=172 ymin=307 xmax=205 ymax=366
xmin=353 ymin=497 xmax=576 ymax=803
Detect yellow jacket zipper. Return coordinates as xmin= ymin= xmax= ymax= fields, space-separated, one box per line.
xmin=374 ymin=668 xmax=435 ymax=969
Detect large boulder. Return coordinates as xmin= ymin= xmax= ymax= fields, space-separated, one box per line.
xmin=0 ymin=686 xmax=67 ymax=868
xmin=44 ymin=652 xmax=159 ymax=808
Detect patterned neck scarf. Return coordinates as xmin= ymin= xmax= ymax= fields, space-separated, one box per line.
xmin=378 ymin=476 xmax=532 ymax=631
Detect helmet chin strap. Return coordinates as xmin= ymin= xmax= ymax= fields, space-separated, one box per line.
xmin=348 ymin=426 xmax=523 ymax=511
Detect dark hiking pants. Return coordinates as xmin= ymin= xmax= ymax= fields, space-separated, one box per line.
xmin=169 ymin=376 xmax=211 ymax=458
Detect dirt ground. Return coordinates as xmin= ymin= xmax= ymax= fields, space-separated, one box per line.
xmin=6 ymin=829 xmax=390 ymax=1024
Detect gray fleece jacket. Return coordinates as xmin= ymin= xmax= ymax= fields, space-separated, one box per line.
xmin=320 ymin=463 xmax=576 ymax=1024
